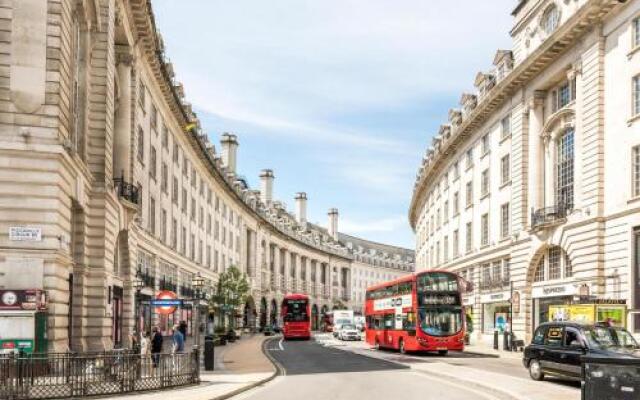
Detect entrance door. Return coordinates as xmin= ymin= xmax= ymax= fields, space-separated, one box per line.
xmin=112 ymin=286 xmax=123 ymax=347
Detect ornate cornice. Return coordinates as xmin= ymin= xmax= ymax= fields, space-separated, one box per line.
xmin=409 ymin=0 xmax=622 ymax=230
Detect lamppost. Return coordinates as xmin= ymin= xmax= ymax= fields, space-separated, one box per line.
xmin=191 ymin=273 xmax=205 ymax=350
xmin=133 ymin=270 xmax=145 ymax=349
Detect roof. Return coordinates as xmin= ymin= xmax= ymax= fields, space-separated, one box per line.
xmin=338 ymin=232 xmax=415 ymax=258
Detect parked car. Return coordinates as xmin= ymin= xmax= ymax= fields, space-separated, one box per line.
xmin=523 ymin=321 xmax=639 ymax=382
xmin=338 ymin=324 xmax=361 ymax=341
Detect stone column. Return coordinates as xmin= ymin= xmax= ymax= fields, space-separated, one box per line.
xmin=113 ymin=47 xmax=133 ymax=181
xmin=528 ymin=90 xmax=546 ymax=212
xmin=273 ymin=245 xmax=280 ymax=290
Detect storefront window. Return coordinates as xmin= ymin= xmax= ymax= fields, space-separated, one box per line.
xmin=482 ymin=303 xmax=510 ymax=333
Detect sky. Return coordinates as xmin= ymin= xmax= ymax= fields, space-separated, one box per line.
xmin=152 ymin=0 xmax=514 ymax=249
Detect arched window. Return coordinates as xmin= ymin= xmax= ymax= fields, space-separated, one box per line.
xmin=556 ymin=128 xmax=575 ymax=208
xmin=533 ymin=246 xmax=572 ymax=282
xmin=541 ymin=5 xmax=560 ymax=34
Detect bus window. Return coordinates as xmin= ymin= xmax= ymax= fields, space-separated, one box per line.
xmin=384 ymin=314 xmax=394 ymax=329
xmin=403 ymin=312 xmax=416 ymax=331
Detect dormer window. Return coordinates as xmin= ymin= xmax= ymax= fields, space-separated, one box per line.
xmin=541 ymin=5 xmax=560 ymax=35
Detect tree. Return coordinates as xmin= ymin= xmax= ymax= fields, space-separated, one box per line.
xmin=209 ymin=266 xmax=250 ymax=329
xmin=332 ymin=300 xmax=347 ymax=310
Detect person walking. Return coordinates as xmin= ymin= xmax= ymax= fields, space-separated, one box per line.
xmin=151 ymin=327 xmax=163 ymax=369
xmin=140 ymin=331 xmax=151 ymax=375
xmin=172 ymin=324 xmax=185 ymax=353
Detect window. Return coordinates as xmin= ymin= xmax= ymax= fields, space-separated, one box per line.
xmin=564 ymin=253 xmax=572 ymax=278
xmin=191 ymin=167 xmax=197 ymax=188
xmin=171 ymin=218 xmax=177 ymax=249
xmin=556 ymin=128 xmax=575 ymax=208
xmin=634 ymin=18 xmax=640 ymax=48
xmin=150 ymin=104 xmax=158 ymax=131
xmin=443 ymin=201 xmax=449 ymax=223
xmin=453 ymin=230 xmax=459 ymax=258
xmin=481 ymin=134 xmax=490 ymax=155
xmin=161 ymin=209 xmax=167 ymax=243
xmin=548 ymin=246 xmax=561 ymax=280
xmin=181 ymin=227 xmax=186 ymax=255
xmin=181 ymin=189 xmax=187 ymax=213
xmin=634 ymin=75 xmax=640 ymax=117
xmin=534 ymin=259 xmax=545 ymax=282
xmin=161 ymin=163 xmax=168 ymax=193
xmin=501 ymin=154 xmax=510 ymax=185
xmin=148 ymin=196 xmax=156 ymax=235
xmin=466 ymin=148 xmax=474 ymax=168
xmin=453 ymin=161 xmax=460 ymax=180
xmin=137 ymin=127 xmax=144 ymax=163
xmin=207 ymin=214 xmax=212 ymax=234
xmin=501 ymin=114 xmax=511 ymax=139
xmin=466 ymin=181 xmax=473 ymax=207
xmin=199 ymin=206 xmax=204 ymax=228
xmin=436 ymin=208 xmax=441 ymax=227
xmin=544 ymin=326 xmax=564 ymax=347
xmin=552 ymin=77 xmax=577 ymax=112
xmin=191 ymin=198 xmax=196 ymax=221
xmin=481 ymin=169 xmax=490 ymax=196
xmin=162 ymin=125 xmax=169 ymax=148
xmin=501 ymin=203 xmax=510 ymax=239
xmin=138 ymin=82 xmax=146 ymax=110
xmin=172 ymin=177 xmax=178 ymax=203
xmin=492 ymin=261 xmax=502 ymax=283
xmin=453 ymin=192 xmax=460 ymax=215
xmin=481 ymin=213 xmax=489 ymax=247
xmin=173 ymin=143 xmax=179 ymax=163
xmin=443 ymin=236 xmax=449 ymax=262
xmin=541 ymin=5 xmax=560 ymax=34
xmin=633 ymin=145 xmax=640 ymax=197
xmin=149 ymin=146 xmax=157 ymax=179
xmin=190 ymin=233 xmax=195 ymax=260
xmin=466 ymin=222 xmax=473 ymax=253
xmin=207 ymin=188 xmax=212 ymax=204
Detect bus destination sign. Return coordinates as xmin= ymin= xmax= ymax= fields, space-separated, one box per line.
xmin=420 ymin=294 xmax=458 ymax=306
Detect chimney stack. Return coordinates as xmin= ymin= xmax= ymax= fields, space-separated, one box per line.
xmin=295 ymin=192 xmax=308 ymax=225
xmin=259 ymin=169 xmax=274 ymax=205
xmin=220 ymin=133 xmax=239 ymax=174
xmin=328 ymin=208 xmax=339 ymax=241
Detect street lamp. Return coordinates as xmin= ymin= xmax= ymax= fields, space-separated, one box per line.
xmin=191 ymin=273 xmax=205 ymax=350
xmin=133 ymin=270 xmax=145 ymax=349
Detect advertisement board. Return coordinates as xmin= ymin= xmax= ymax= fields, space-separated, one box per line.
xmin=373 ymin=294 xmax=412 ymax=312
xmin=0 ymin=289 xmax=47 ymax=311
xmin=547 ymin=304 xmax=627 ymax=327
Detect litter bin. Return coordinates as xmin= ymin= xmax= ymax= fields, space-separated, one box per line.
xmin=582 ymin=353 xmax=640 ymax=400
xmin=204 ymin=335 xmax=215 ymax=371
xmin=493 ymin=330 xmax=499 ymax=350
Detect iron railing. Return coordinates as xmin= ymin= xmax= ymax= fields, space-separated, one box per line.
xmin=0 ymin=350 xmax=199 ymax=400
xmin=531 ymin=203 xmax=572 ymax=229
xmin=113 ymin=177 xmax=140 ymax=205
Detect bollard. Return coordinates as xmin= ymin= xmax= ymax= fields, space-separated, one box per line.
xmin=204 ymin=336 xmax=215 ymax=371
xmin=503 ymin=331 xmax=510 ymax=351
xmin=493 ymin=330 xmax=499 ymax=350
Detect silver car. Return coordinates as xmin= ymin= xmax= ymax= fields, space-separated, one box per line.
xmin=338 ymin=324 xmax=361 ymax=341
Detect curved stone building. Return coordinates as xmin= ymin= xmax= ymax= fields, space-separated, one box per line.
xmin=410 ymin=0 xmax=640 ymax=344
xmin=0 ymin=0 xmax=413 ymax=351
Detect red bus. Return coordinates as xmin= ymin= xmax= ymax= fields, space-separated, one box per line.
xmin=365 ymin=270 xmax=465 ymax=355
xmin=281 ymin=294 xmax=311 ymax=340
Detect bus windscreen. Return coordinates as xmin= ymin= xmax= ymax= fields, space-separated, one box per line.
xmin=284 ymin=299 xmax=309 ymax=322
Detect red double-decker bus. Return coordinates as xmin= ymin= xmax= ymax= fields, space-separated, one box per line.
xmin=281 ymin=294 xmax=311 ymax=340
xmin=365 ymin=270 xmax=466 ymax=355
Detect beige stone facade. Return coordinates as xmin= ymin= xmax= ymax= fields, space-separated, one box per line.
xmin=410 ymin=0 xmax=640 ymax=344
xmin=0 ymin=0 xmax=413 ymax=352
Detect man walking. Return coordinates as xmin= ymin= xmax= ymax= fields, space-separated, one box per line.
xmin=151 ymin=326 xmax=163 ymax=369
xmin=172 ymin=324 xmax=185 ymax=353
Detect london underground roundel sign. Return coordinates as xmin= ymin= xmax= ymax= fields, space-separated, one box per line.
xmin=155 ymin=290 xmax=178 ymax=315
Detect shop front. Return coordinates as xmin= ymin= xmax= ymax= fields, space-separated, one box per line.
xmin=531 ymin=282 xmax=628 ymax=332
xmin=0 ymin=289 xmax=48 ymax=354
xmin=480 ymin=291 xmax=511 ymax=344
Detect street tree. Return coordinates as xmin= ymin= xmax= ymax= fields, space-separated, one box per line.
xmin=209 ymin=265 xmax=250 ymax=329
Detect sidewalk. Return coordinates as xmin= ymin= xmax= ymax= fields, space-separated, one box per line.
xmin=107 ymin=334 xmax=277 ymax=400
xmin=464 ymin=341 xmax=524 ymax=360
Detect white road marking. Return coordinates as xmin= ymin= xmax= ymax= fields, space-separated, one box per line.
xmin=278 ymin=337 xmax=284 ymax=351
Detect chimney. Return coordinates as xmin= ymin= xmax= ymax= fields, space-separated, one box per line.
xmin=220 ymin=133 xmax=239 ymax=174
xmin=259 ymin=169 xmax=274 ymax=205
xmin=328 ymin=208 xmax=339 ymax=241
xmin=295 ymin=192 xmax=308 ymax=225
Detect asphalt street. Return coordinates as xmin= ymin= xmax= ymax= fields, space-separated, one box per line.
xmin=234 ymin=337 xmax=510 ymax=400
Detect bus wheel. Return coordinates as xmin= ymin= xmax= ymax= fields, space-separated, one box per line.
xmin=399 ymin=339 xmax=406 ymax=355
xmin=438 ymin=350 xmax=448 ymax=356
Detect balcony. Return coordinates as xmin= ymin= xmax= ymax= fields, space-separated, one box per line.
xmin=113 ymin=177 xmax=140 ymax=205
xmin=531 ymin=203 xmax=571 ymax=230
xmin=141 ymin=272 xmax=155 ymax=289
xmin=479 ymin=278 xmax=511 ymax=291
xmin=180 ymin=286 xmax=194 ymax=299
xmin=159 ymin=279 xmax=177 ymax=293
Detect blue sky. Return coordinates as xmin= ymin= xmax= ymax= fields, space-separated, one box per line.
xmin=152 ymin=0 xmax=514 ymax=249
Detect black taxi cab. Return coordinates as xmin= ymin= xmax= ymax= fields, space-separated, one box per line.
xmin=523 ymin=321 xmax=639 ymax=381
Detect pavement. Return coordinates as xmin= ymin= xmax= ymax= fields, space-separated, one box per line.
xmin=104 ymin=334 xmax=277 ymax=400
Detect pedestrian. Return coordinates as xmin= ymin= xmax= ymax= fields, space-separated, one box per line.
xmin=140 ymin=331 xmax=151 ymax=375
xmin=151 ymin=326 xmax=163 ymax=369
xmin=172 ymin=324 xmax=185 ymax=354
xmin=179 ymin=320 xmax=188 ymax=338
xmin=130 ymin=333 xmax=139 ymax=353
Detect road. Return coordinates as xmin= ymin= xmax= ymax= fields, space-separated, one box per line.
xmin=235 ymin=336 xmax=512 ymax=400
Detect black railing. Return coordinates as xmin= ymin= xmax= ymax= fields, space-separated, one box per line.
xmin=113 ymin=177 xmax=140 ymax=205
xmin=159 ymin=279 xmax=177 ymax=293
xmin=531 ymin=203 xmax=572 ymax=229
xmin=0 ymin=350 xmax=199 ymax=400
xmin=141 ymin=272 xmax=155 ymax=289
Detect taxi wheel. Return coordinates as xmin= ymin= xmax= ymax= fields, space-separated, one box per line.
xmin=529 ymin=359 xmax=545 ymax=381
